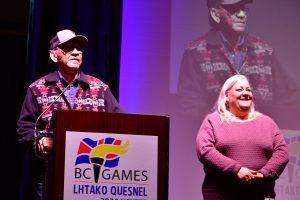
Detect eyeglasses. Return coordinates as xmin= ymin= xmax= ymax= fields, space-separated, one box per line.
xmin=221 ymin=4 xmax=248 ymax=16
xmin=57 ymin=43 xmax=83 ymax=54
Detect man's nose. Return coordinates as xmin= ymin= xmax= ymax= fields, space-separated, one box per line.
xmin=71 ymin=48 xmax=81 ymax=54
xmin=236 ymin=9 xmax=246 ymax=18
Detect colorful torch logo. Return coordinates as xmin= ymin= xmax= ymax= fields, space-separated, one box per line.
xmin=75 ymin=137 xmax=129 ymax=183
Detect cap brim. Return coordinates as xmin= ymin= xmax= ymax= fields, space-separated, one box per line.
xmin=221 ymin=0 xmax=253 ymax=5
xmin=58 ymin=35 xmax=88 ymax=47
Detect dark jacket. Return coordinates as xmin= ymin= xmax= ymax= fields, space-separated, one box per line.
xmin=17 ymin=70 xmax=124 ymax=144
xmin=177 ymin=29 xmax=300 ymax=121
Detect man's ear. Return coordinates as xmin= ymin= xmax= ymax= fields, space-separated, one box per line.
xmin=210 ymin=8 xmax=221 ymax=23
xmin=49 ymin=50 xmax=58 ymax=63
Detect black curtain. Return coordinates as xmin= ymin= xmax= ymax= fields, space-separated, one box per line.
xmin=0 ymin=34 xmax=28 ymax=200
xmin=13 ymin=0 xmax=123 ymax=199
xmin=26 ymin=0 xmax=123 ymax=98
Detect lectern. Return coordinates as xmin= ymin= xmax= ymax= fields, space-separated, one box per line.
xmin=45 ymin=110 xmax=169 ymax=200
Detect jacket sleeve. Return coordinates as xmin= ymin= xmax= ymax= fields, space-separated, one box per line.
xmin=177 ymin=49 xmax=211 ymax=119
xmin=104 ymin=87 xmax=125 ymax=113
xmin=16 ymin=87 xmax=40 ymax=144
xmin=272 ymin=53 xmax=300 ymax=107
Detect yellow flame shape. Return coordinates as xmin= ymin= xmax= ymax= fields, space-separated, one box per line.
xmin=288 ymin=142 xmax=300 ymax=155
xmin=91 ymin=140 xmax=129 ymax=158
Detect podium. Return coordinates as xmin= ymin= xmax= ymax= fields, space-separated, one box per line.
xmin=45 ymin=110 xmax=169 ymax=200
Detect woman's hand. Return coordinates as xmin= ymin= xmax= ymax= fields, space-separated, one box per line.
xmin=237 ymin=167 xmax=264 ymax=182
xmin=253 ymin=172 xmax=264 ymax=178
xmin=237 ymin=167 xmax=256 ymax=181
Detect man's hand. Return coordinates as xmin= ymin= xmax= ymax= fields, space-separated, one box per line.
xmin=37 ymin=137 xmax=53 ymax=157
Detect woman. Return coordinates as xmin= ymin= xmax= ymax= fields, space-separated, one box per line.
xmin=196 ymin=74 xmax=289 ymax=200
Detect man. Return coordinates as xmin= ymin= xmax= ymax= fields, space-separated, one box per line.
xmin=17 ymin=29 xmax=124 ymax=199
xmin=177 ymin=0 xmax=299 ymax=124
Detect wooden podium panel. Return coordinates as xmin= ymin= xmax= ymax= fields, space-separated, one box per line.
xmin=46 ymin=110 xmax=169 ymax=200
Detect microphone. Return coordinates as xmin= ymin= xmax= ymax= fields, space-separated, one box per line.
xmin=33 ymin=81 xmax=73 ymax=157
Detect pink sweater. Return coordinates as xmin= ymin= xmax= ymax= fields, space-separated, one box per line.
xmin=196 ymin=112 xmax=289 ymax=198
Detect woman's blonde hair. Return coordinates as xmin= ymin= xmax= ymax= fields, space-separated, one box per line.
xmin=214 ymin=74 xmax=260 ymax=122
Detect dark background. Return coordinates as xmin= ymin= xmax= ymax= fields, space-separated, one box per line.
xmin=1 ymin=0 xmax=29 ymax=199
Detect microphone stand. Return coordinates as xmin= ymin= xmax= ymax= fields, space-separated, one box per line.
xmin=33 ymin=81 xmax=73 ymax=159
xmin=33 ymin=81 xmax=73 ymax=200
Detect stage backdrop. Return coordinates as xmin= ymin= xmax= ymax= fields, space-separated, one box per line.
xmin=120 ymin=0 xmax=300 ymax=200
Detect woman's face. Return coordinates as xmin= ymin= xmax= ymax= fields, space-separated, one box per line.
xmin=226 ymin=78 xmax=253 ymax=119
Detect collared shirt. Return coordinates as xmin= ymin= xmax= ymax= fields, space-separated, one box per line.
xmin=219 ymin=32 xmax=245 ymax=71
xmin=58 ymin=71 xmax=79 ymax=109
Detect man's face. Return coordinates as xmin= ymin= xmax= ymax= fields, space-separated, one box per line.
xmin=52 ymin=41 xmax=83 ymax=73
xmin=218 ymin=3 xmax=248 ymax=33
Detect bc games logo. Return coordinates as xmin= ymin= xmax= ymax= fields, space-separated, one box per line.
xmin=275 ymin=132 xmax=300 ymax=199
xmin=75 ymin=137 xmax=129 ymax=183
xmin=286 ymin=135 xmax=300 ymax=184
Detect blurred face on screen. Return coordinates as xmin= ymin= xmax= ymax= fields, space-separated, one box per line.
xmin=213 ymin=3 xmax=248 ymax=33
